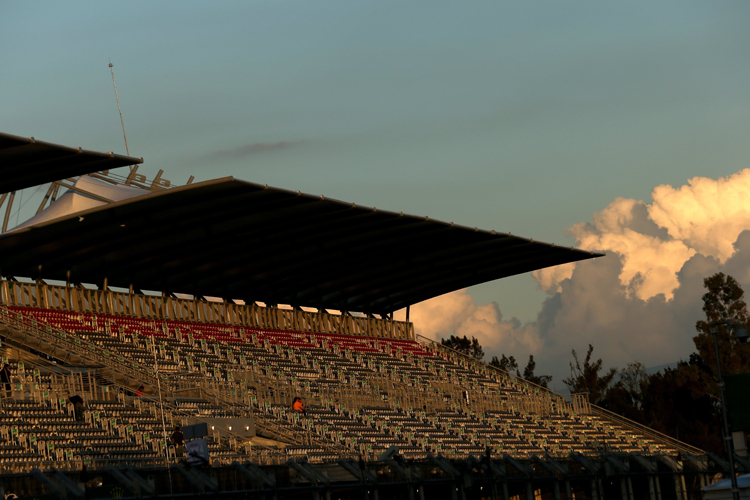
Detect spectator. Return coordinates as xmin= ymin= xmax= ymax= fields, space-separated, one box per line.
xmin=136 ymin=385 xmax=144 ymax=398
xmin=0 ymin=364 xmax=11 ymax=397
xmin=172 ymin=426 xmax=185 ymax=457
xmin=292 ymin=396 xmax=306 ymax=416
xmin=69 ymin=395 xmax=85 ymax=421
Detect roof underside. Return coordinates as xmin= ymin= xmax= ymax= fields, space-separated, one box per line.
xmin=0 ymin=177 xmax=601 ymax=313
xmin=0 ymin=132 xmax=143 ymax=193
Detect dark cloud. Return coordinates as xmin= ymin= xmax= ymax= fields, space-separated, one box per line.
xmin=533 ymin=233 xmax=750 ymax=386
xmin=210 ymin=141 xmax=299 ymax=158
xmin=535 ymin=252 xmax=709 ymax=385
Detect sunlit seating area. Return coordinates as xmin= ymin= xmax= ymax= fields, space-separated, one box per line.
xmin=0 ymin=305 xmax=679 ymax=471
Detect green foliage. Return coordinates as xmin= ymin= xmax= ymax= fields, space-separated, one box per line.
xmin=442 ymin=272 xmax=750 ymax=455
xmin=602 ymin=361 xmax=648 ymax=422
xmin=490 ymin=354 xmax=517 ymax=372
xmin=489 ymin=354 xmax=552 ymax=388
xmin=519 ymin=355 xmax=552 ymax=388
xmin=693 ymin=272 xmax=750 ymax=389
xmin=640 ymin=363 xmax=721 ymax=452
xmin=563 ymin=344 xmax=618 ymax=405
xmin=440 ymin=335 xmax=484 ymax=360
xmin=566 ymin=272 xmax=750 ymax=454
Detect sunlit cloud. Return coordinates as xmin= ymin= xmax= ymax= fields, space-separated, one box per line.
xmin=405 ymin=169 xmax=750 ymax=387
xmin=400 ymin=288 xmax=542 ymax=358
xmin=535 ymin=169 xmax=750 ymax=301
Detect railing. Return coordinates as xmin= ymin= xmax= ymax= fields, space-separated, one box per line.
xmin=589 ymin=404 xmax=704 ymax=456
xmin=0 ymin=305 xmax=159 ymax=390
xmin=566 ymin=392 xmax=591 ymax=415
xmin=417 ymin=334 xmax=703 ymax=455
xmin=0 ymin=305 xmax=350 ymax=456
xmin=416 ymin=334 xmax=568 ymax=406
xmin=2 ymin=304 xmax=704 ymax=462
xmin=0 ymin=280 xmax=415 ymax=340
xmin=197 ymin=382 xmax=350 ymax=453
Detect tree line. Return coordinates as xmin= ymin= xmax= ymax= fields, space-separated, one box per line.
xmin=440 ymin=272 xmax=750 ymax=453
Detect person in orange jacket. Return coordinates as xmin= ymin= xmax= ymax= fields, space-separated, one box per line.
xmin=292 ymin=396 xmax=306 ymax=416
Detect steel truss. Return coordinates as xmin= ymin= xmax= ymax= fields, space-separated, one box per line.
xmin=0 ymin=448 xmax=722 ymax=500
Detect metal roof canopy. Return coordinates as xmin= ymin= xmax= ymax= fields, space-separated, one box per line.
xmin=0 ymin=132 xmax=143 ymax=194
xmin=0 ymin=177 xmax=602 ymax=314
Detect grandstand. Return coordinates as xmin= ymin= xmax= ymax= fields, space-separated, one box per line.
xmin=0 ymin=131 xmax=731 ymax=499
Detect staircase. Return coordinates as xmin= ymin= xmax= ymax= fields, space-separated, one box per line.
xmin=0 ymin=306 xmax=159 ymax=391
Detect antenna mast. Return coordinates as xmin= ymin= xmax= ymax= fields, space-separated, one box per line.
xmin=109 ymin=60 xmax=130 ymax=156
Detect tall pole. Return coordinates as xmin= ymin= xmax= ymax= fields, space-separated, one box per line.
xmin=152 ymin=343 xmax=170 ymax=465
xmin=109 ymin=60 xmax=130 ymax=156
xmin=711 ymin=323 xmax=740 ymax=500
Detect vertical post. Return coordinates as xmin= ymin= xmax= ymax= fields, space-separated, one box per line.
xmin=153 ymin=343 xmax=170 ymax=466
xmin=0 ymin=193 xmax=7 ymax=221
xmin=734 ymin=432 xmax=748 ymax=457
xmin=102 ymin=278 xmax=109 ymax=314
xmin=50 ymin=183 xmax=60 ymax=203
xmin=36 ymin=183 xmax=56 ymax=214
xmin=2 ymin=191 xmax=16 ymax=233
xmin=66 ymin=271 xmax=71 ymax=311
xmin=406 ymin=306 xmax=411 ymax=340
xmin=711 ymin=325 xmax=740 ymax=500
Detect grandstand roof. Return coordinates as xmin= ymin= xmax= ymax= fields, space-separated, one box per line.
xmin=0 ymin=132 xmax=143 ymax=193
xmin=0 ymin=177 xmax=602 ymax=313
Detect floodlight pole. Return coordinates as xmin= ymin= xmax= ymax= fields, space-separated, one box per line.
xmin=152 ymin=342 xmax=171 ymax=465
xmin=710 ymin=320 xmax=741 ymax=500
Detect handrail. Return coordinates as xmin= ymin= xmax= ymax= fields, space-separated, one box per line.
xmin=0 ymin=305 xmax=159 ymax=389
xmin=589 ymin=404 xmax=704 ymax=455
xmin=0 ymin=306 xmax=343 ymax=455
xmin=415 ymin=334 xmax=567 ymax=401
xmin=131 ymin=391 xmax=282 ymax=456
xmin=5 ymin=306 xmax=699 ymax=462
xmin=417 ymin=334 xmax=704 ymax=455
xmin=199 ymin=384 xmax=349 ymax=452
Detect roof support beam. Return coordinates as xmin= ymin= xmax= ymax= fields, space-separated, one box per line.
xmin=0 ymin=177 xmax=601 ymax=312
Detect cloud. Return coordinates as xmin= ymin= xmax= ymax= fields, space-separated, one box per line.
xmin=649 ymin=170 xmax=750 ymax=262
xmin=535 ymin=169 xmax=750 ymax=301
xmin=407 ymin=288 xmax=542 ymax=359
xmin=210 ymin=141 xmax=299 ymax=158
xmin=406 ymin=169 xmax=750 ymax=389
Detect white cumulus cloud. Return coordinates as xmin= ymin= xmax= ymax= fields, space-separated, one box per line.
xmin=399 ymin=289 xmax=542 ymax=360
xmin=404 ymin=169 xmax=750 ymax=387
xmin=535 ymin=169 xmax=750 ymax=301
xmin=649 ymin=170 xmax=750 ymax=262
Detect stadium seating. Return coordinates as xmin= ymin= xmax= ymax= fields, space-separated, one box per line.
xmin=0 ymin=305 xmax=678 ymax=470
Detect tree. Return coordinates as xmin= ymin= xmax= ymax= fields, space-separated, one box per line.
xmin=640 ymin=363 xmax=722 ymax=453
xmin=489 ymin=354 xmax=517 ymax=372
xmin=617 ymin=361 xmax=649 ymax=402
xmin=519 ymin=355 xmax=553 ymax=388
xmin=625 ymin=273 xmax=750 ymax=454
xmin=489 ymin=354 xmax=552 ymax=388
xmin=563 ymin=344 xmax=617 ymax=405
xmin=551 ymin=274 xmax=750 ymax=454
xmin=602 ymin=361 xmax=648 ymax=421
xmin=441 ymin=335 xmax=484 ymax=360
xmin=693 ymin=272 xmax=750 ymax=387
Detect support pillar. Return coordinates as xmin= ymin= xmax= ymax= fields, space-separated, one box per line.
xmin=734 ymin=431 xmax=748 ymax=458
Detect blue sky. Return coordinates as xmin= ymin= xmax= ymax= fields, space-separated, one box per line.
xmin=3 ymin=2 xmax=750 ymax=372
